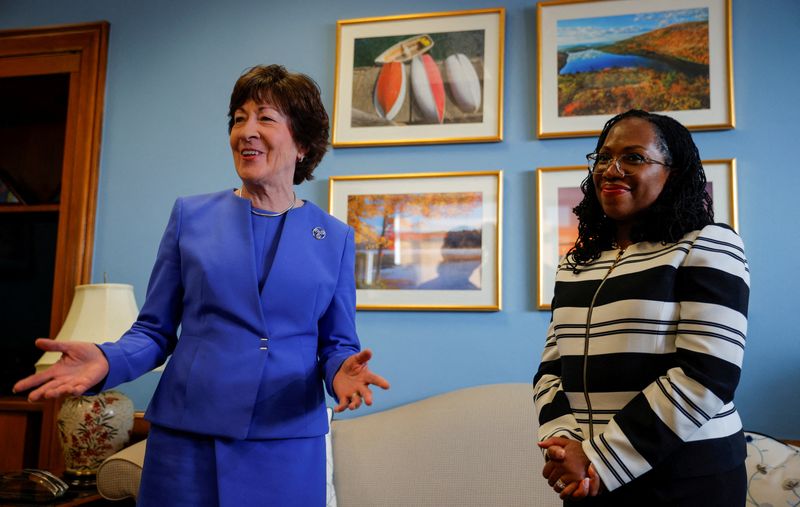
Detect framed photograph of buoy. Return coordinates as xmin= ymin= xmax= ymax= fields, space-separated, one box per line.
xmin=332 ymin=8 xmax=505 ymax=148
xmin=329 ymin=171 xmax=502 ymax=311
xmin=537 ymin=0 xmax=734 ymax=138
xmin=535 ymin=159 xmax=737 ymax=309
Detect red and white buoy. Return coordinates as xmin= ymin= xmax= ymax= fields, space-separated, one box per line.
xmin=410 ymin=54 xmax=445 ymax=124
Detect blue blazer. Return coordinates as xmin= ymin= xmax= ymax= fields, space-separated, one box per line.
xmin=99 ymin=190 xmax=360 ymax=439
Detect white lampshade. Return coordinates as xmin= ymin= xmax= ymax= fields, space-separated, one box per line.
xmin=35 ymin=283 xmax=139 ymax=373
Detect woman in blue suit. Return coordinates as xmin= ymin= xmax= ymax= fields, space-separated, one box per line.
xmin=15 ymin=64 xmax=390 ymax=506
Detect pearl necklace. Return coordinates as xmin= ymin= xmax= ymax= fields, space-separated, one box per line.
xmin=237 ymin=188 xmax=296 ymax=217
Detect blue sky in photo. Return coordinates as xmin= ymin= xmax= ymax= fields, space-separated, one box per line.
xmin=557 ymin=8 xmax=709 ymax=48
xmin=402 ymin=208 xmax=482 ymax=233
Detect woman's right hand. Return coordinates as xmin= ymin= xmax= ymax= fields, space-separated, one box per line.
xmin=12 ymin=338 xmax=109 ymax=401
xmin=539 ymin=437 xmax=603 ymax=500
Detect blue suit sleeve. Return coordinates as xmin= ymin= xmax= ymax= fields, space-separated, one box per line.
xmin=98 ymin=199 xmax=185 ymax=389
xmin=318 ymin=227 xmax=361 ymax=400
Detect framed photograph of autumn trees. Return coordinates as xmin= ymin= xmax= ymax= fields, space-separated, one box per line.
xmin=537 ymin=0 xmax=734 ymax=138
xmin=329 ymin=171 xmax=502 ymax=311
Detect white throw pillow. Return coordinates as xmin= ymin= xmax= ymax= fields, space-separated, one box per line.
xmin=744 ymin=431 xmax=800 ymax=506
xmin=326 ymin=408 xmax=338 ymax=507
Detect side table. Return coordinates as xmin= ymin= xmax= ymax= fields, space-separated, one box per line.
xmin=0 ymin=482 xmax=134 ymax=506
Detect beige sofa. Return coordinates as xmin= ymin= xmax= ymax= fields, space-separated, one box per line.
xmin=97 ymin=383 xmax=561 ymax=506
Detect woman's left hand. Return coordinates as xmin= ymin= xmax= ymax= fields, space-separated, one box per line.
xmin=332 ymin=349 xmax=390 ymax=412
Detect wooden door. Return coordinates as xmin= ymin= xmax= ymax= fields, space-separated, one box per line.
xmin=0 ymin=22 xmax=108 ymax=471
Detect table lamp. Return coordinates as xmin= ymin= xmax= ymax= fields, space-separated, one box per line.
xmin=35 ymin=283 xmax=139 ymax=485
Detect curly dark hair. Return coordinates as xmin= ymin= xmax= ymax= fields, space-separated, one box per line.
xmin=564 ymin=109 xmax=713 ymax=269
xmin=227 ymin=64 xmax=329 ymax=184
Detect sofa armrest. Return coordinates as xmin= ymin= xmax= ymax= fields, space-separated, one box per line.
xmin=96 ymin=439 xmax=146 ymax=501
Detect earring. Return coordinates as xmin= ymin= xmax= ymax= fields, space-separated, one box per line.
xmin=298 ymin=155 xmax=305 ymax=163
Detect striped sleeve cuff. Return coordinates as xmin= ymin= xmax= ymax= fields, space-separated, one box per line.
xmin=581 ymin=419 xmax=652 ymax=492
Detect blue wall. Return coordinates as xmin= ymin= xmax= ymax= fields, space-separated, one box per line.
xmin=2 ymin=0 xmax=798 ymax=438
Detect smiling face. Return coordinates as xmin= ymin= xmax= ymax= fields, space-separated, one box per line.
xmin=593 ymin=117 xmax=671 ymax=229
xmin=229 ymin=99 xmax=303 ymax=188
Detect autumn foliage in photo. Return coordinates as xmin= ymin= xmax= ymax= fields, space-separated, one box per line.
xmin=605 ymin=21 xmax=709 ymax=65
xmin=558 ymin=21 xmax=711 ymax=117
xmin=347 ymin=192 xmax=483 ymax=289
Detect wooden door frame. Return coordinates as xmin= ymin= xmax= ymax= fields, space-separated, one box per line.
xmin=0 ymin=21 xmax=109 ymax=470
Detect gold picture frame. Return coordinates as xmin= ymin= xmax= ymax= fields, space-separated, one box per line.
xmin=537 ymin=0 xmax=734 ymax=138
xmin=329 ymin=171 xmax=502 ymax=311
xmin=536 ymin=165 xmax=584 ymax=310
xmin=536 ymin=159 xmax=738 ymax=309
xmin=332 ymin=8 xmax=505 ymax=147
xmin=704 ymin=158 xmax=738 ymax=231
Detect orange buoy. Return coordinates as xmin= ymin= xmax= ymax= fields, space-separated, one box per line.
xmin=373 ymin=61 xmax=406 ymax=121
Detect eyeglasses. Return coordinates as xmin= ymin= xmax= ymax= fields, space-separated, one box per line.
xmin=586 ymin=152 xmax=671 ymax=177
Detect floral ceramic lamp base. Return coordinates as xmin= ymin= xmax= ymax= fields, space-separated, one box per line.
xmin=57 ymin=390 xmax=134 ymax=486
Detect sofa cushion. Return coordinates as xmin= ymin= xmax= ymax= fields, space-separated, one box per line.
xmin=744 ymin=431 xmax=800 ymax=506
xmin=330 ymin=383 xmax=560 ymax=507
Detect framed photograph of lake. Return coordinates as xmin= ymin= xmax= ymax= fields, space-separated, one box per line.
xmin=332 ymin=8 xmax=505 ymax=147
xmin=537 ymin=0 xmax=734 ymax=138
xmin=535 ymin=159 xmax=738 ymax=310
xmin=329 ymin=171 xmax=502 ymax=311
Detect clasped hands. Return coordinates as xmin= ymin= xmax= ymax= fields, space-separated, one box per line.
xmin=538 ymin=437 xmax=603 ymax=501
xmin=332 ymin=349 xmax=390 ymax=413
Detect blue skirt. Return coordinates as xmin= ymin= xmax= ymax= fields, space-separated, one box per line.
xmin=138 ymin=424 xmax=325 ymax=507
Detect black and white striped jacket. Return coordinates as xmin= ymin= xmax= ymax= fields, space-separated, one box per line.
xmin=533 ymin=223 xmax=749 ymax=491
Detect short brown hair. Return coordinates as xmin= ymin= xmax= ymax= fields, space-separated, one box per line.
xmin=228 ymin=64 xmax=329 ymax=184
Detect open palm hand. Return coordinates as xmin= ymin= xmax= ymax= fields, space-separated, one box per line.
xmin=13 ymin=338 xmax=109 ymax=401
xmin=332 ymin=349 xmax=390 ymax=413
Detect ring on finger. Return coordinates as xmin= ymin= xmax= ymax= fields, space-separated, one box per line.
xmin=555 ymin=478 xmax=566 ymax=491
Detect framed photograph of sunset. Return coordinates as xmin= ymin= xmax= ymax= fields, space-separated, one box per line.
xmin=535 ymin=159 xmax=738 ymax=309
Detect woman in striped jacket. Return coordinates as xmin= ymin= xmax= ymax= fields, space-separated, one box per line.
xmin=533 ymin=109 xmax=749 ymax=506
